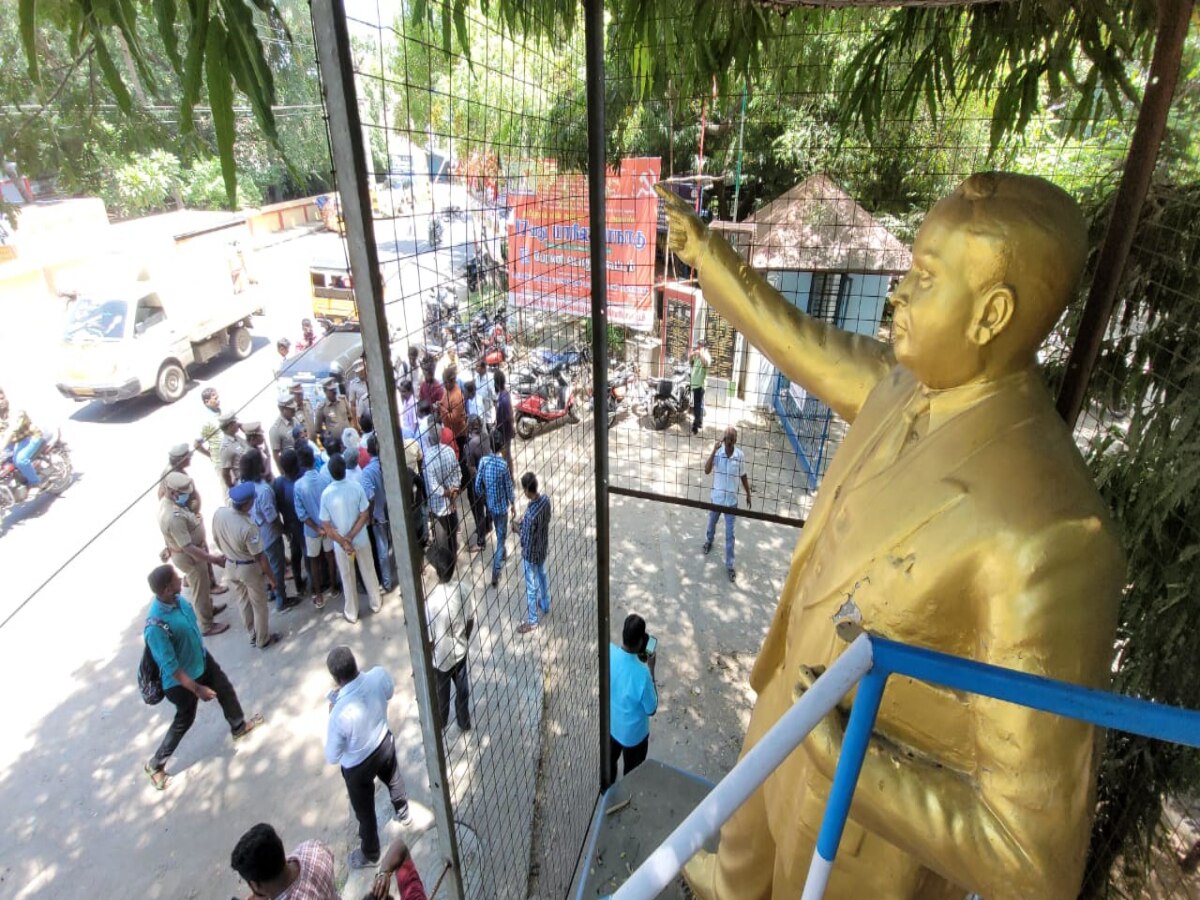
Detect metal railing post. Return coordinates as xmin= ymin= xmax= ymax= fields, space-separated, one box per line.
xmin=585 ymin=0 xmax=614 ymax=793
xmin=310 ymin=3 xmax=463 ymax=895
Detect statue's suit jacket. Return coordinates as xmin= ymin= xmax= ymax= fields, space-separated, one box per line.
xmin=740 ymin=364 xmax=1123 ymax=899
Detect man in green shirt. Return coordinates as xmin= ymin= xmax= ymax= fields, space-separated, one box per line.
xmin=689 ymin=339 xmax=712 ymax=435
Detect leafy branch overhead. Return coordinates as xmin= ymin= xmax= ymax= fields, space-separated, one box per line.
xmin=17 ymin=0 xmax=289 ymax=207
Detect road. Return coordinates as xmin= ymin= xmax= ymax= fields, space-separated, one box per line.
xmin=0 ymin=217 xmax=467 ymax=898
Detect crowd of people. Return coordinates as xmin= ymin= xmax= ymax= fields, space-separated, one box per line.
xmin=143 ymin=322 xmax=564 ymax=895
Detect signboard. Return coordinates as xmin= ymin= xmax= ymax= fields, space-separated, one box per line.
xmin=507 ymin=158 xmax=661 ymax=331
xmin=703 ymin=308 xmax=737 ymax=380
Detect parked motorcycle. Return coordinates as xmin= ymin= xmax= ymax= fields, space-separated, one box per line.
xmin=515 ymin=365 xmax=580 ymax=439
xmin=428 ymin=216 xmax=444 ymax=248
xmin=536 ymin=342 xmax=590 ymax=373
xmin=606 ymin=363 xmax=649 ymax=428
xmin=650 ymin=367 xmax=692 ymax=430
xmin=0 ymin=429 xmax=74 ymax=514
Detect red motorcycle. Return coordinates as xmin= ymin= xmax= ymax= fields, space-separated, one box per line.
xmin=515 ymin=365 xmax=581 ymax=440
xmin=0 ymin=429 xmax=74 ymax=515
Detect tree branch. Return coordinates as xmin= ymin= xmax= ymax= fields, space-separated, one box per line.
xmin=10 ymin=41 xmax=97 ymax=142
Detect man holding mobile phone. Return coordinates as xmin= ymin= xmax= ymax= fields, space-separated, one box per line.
xmin=608 ymin=613 xmax=658 ymax=784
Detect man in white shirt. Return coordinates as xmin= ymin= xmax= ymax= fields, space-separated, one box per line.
xmin=319 ymin=454 xmax=383 ymax=623
xmin=427 ymin=548 xmax=475 ymax=732
xmin=325 ymin=646 xmax=411 ymax=869
xmin=473 ymin=358 xmax=496 ymax=429
xmin=702 ymin=427 xmax=752 ymax=583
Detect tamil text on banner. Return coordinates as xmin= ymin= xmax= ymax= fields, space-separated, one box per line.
xmin=507 ymin=158 xmax=660 ymax=332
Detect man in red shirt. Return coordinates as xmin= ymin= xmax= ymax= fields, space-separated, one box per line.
xmin=231 ymin=823 xmax=338 ymax=899
xmin=366 ymin=836 xmax=428 ymax=900
xmin=417 ymin=362 xmax=445 ymax=407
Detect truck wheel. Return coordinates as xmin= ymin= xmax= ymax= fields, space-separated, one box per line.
xmin=228 ymin=326 xmax=252 ymax=360
xmin=156 ymin=362 xmax=187 ymax=403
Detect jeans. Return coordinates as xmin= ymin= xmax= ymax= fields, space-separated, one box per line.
xmin=436 ymin=657 xmax=471 ymax=730
xmin=706 ymin=505 xmax=737 ymax=569
xmin=341 ymin=732 xmax=409 ymax=859
xmin=490 ymin=511 xmax=508 ymax=576
xmin=609 ymin=734 xmax=649 ymax=784
xmin=692 ymin=387 xmax=705 ymax=432
xmin=523 ymin=560 xmax=550 ymax=624
xmin=371 ymin=520 xmax=393 ymax=591
xmin=14 ymin=435 xmax=43 ymax=485
xmin=148 ymin=653 xmax=245 ymax=771
xmin=264 ymin=537 xmax=287 ymax=607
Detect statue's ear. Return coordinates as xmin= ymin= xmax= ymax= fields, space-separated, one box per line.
xmin=970 ymin=284 xmax=1015 ymax=346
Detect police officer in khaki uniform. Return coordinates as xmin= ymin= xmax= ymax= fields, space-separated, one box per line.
xmin=217 ymin=412 xmax=249 ymax=492
xmin=289 ymin=381 xmax=318 ymax=440
xmin=315 ymin=378 xmax=352 ymax=446
xmin=212 ymin=481 xmax=280 ymax=650
xmin=158 ymin=472 xmax=229 ymax=636
xmin=269 ymin=397 xmax=298 ymax=471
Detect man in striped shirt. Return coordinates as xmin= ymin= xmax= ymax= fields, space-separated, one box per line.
xmin=474 ymin=432 xmax=515 ymax=588
xmin=422 ymin=425 xmax=462 ymax=558
xmin=516 ymin=472 xmax=552 ymax=634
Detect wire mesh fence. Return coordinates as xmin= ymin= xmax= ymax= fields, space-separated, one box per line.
xmin=320 ymin=4 xmax=600 ymax=897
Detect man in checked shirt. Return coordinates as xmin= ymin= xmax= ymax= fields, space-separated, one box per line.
xmin=422 ymin=422 xmax=462 ymax=559
xmin=516 ymin=471 xmax=552 ymax=635
xmin=474 ymin=432 xmax=516 ymax=589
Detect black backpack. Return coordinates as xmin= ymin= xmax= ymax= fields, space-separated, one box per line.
xmin=138 ymin=618 xmax=171 ymax=705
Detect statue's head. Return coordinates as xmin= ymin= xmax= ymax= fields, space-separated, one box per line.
xmin=890 ymin=172 xmax=1087 ymax=389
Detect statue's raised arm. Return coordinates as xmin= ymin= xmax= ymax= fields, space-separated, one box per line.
xmin=656 ymin=184 xmax=894 ymax=422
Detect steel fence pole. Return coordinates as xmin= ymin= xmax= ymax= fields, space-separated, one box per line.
xmin=585 ymin=0 xmax=614 ymax=793
xmin=310 ymin=2 xmax=463 ymax=895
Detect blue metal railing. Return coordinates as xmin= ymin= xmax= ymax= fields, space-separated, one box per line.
xmin=608 ymin=632 xmax=1200 ymax=899
xmin=772 ymin=369 xmax=835 ymax=491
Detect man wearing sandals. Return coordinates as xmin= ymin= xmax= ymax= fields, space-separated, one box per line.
xmin=143 ymin=565 xmax=263 ymax=790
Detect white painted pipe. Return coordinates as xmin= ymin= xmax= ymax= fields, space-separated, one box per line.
xmin=801 ymin=850 xmax=834 ymax=900
xmin=610 ymin=634 xmax=875 ymax=900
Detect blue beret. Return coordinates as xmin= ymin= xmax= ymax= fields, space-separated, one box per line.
xmin=229 ymin=481 xmax=256 ymax=505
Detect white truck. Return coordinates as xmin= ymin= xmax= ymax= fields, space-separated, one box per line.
xmin=55 ymin=261 xmax=263 ymax=404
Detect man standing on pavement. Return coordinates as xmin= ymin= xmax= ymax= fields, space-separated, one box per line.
xmin=231 ymin=823 xmax=338 ymax=900
xmin=516 ymin=472 xmax=551 ymax=634
xmin=213 ymin=481 xmax=281 ymax=649
xmin=418 ymin=360 xmax=444 ymax=408
xmin=475 ymin=432 xmax=515 ymax=588
xmin=422 ymin=420 xmax=462 ymax=559
xmin=290 ymin=381 xmax=318 ymax=442
xmin=702 ymin=426 xmax=752 ymax=583
xmin=195 ymin=387 xmax=225 ymax=484
xmin=243 ymin=421 xmax=273 ymax=482
xmin=157 ymin=444 xmax=195 ymax=500
xmin=493 ymin=370 xmax=513 ymax=470
xmin=474 ymin=358 xmax=496 ymax=430
xmin=274 ymin=449 xmax=307 ymax=595
xmin=346 ymin=360 xmax=370 ymax=432
xmin=462 ymin=415 xmax=490 ymax=555
xmin=427 ymin=547 xmax=474 ymax=732
xmin=294 ymin=444 xmax=337 ymax=610
xmin=325 ymin=646 xmax=413 ymax=870
xmin=142 ymin=565 xmax=263 ymax=791
xmin=689 ymin=338 xmax=712 ymax=434
xmin=609 ymin=613 xmax=658 ymax=783
xmin=398 ymin=379 xmax=419 ymax=438
xmin=269 ymin=396 xmax=297 ymax=472
xmin=158 ymin=472 xmax=228 ymax=636
xmin=360 ymin=434 xmax=393 ymax=593
xmin=241 ymin=451 xmax=297 ymax=614
xmin=218 ymin=412 xmax=249 ymax=492
xmin=438 ymin=367 xmax=468 ymax=454
xmin=316 ymin=378 xmax=353 ymax=449
xmin=320 ymin=454 xmax=383 ymax=623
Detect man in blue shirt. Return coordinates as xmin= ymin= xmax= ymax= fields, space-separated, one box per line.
xmin=474 ymin=432 xmax=515 ymax=588
xmin=143 ymin=565 xmax=263 ymax=790
xmin=325 ymin=646 xmax=411 ymax=868
xmin=609 ymin=613 xmax=658 ymax=784
xmin=241 ymin=450 xmax=297 ymax=613
xmin=359 ymin=434 xmax=393 ymax=593
xmin=516 ymin=472 xmax=552 ymax=634
xmin=294 ymin=444 xmax=337 ymax=610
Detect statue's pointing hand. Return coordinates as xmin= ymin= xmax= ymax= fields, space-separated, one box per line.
xmin=655 ymin=183 xmax=708 ymax=268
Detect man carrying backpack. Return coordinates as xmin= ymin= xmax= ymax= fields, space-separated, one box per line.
xmin=142 ymin=564 xmax=264 ymax=791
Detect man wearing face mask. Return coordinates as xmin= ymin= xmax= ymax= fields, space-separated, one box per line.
xmin=158 ymin=472 xmax=229 ymax=636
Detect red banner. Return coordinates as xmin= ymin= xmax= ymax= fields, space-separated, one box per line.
xmin=507 ymin=158 xmax=661 ymax=331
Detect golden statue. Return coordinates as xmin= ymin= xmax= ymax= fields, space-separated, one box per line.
xmin=657 ymin=173 xmax=1124 ymax=900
